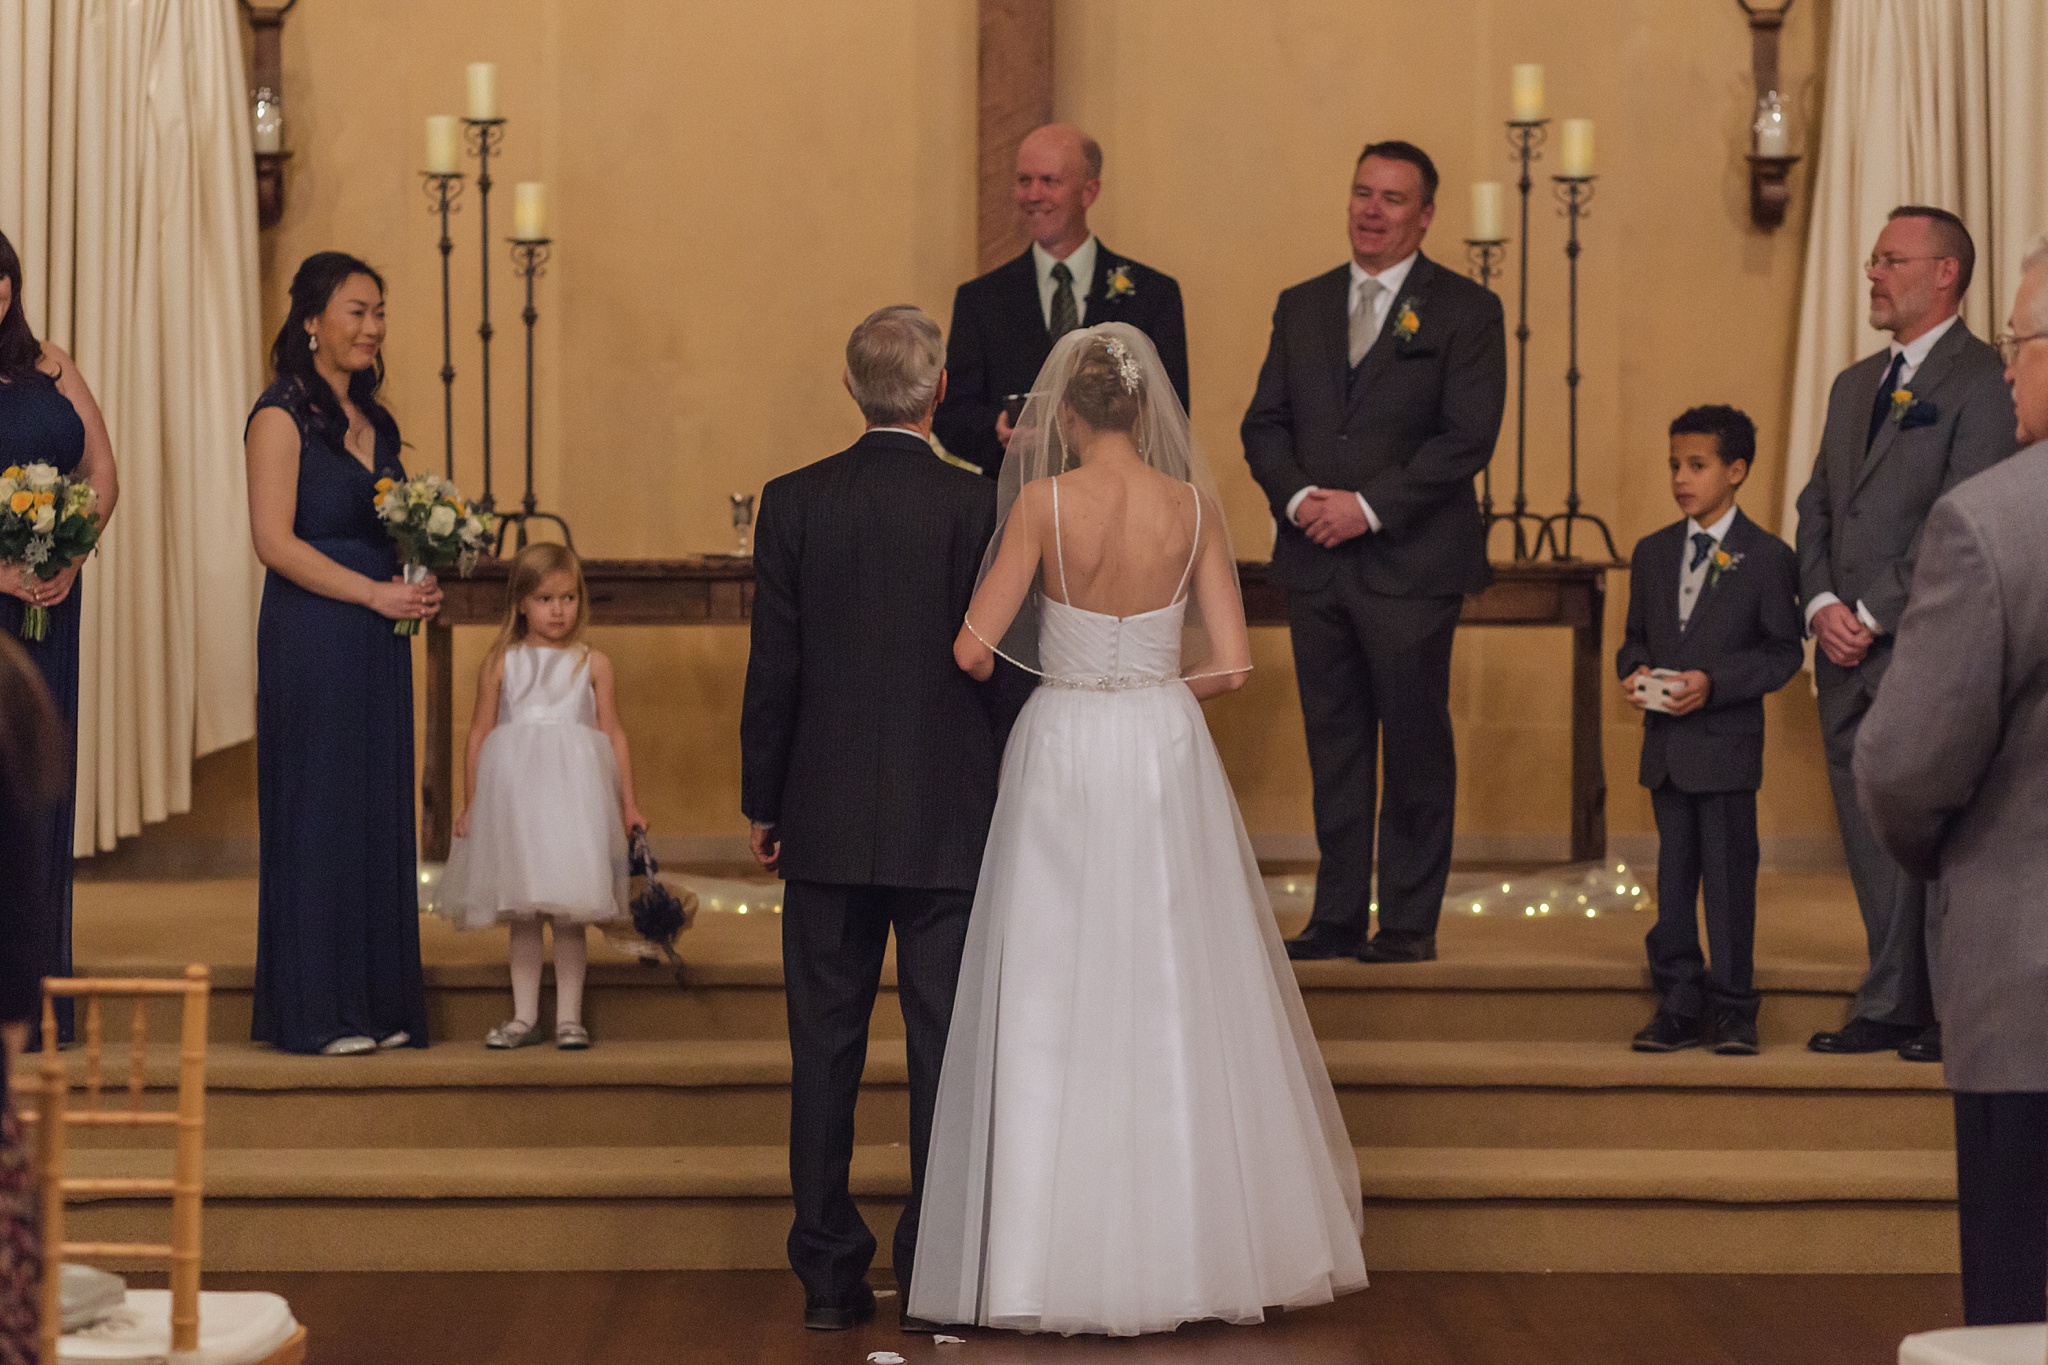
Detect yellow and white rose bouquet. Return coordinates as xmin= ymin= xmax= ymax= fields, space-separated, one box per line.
xmin=0 ymin=462 xmax=103 ymax=641
xmin=372 ymin=472 xmax=493 ymax=636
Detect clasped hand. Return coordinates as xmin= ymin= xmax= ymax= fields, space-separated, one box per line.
xmin=1810 ymin=601 xmax=1874 ymax=668
xmin=367 ymin=572 xmax=442 ymax=623
xmin=1295 ymin=489 xmax=1370 ymax=548
xmin=0 ymin=562 xmax=79 ymax=608
xmin=1619 ymin=666 xmax=1712 ymax=717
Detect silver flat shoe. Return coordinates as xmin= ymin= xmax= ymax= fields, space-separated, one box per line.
xmin=319 ymin=1034 xmax=377 ymax=1056
xmin=377 ymin=1030 xmax=412 ymax=1050
xmin=485 ymin=1019 xmax=543 ymax=1050
xmin=555 ymin=1021 xmax=590 ymax=1051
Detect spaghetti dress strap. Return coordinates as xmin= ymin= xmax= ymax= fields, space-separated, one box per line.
xmin=1170 ymin=484 xmax=1202 ymax=606
xmin=1051 ymin=476 xmax=1071 ymax=603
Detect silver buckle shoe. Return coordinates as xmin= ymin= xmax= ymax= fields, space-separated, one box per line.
xmin=377 ymin=1030 xmax=412 ymax=1050
xmin=318 ymin=1034 xmax=377 ymax=1057
xmin=555 ymin=1021 xmax=590 ymax=1051
xmin=485 ymin=1019 xmax=543 ymax=1049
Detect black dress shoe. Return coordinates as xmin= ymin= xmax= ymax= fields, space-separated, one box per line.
xmin=1708 ymin=1006 xmax=1760 ymax=1056
xmin=1898 ymin=1024 xmax=1943 ymax=1063
xmin=1285 ymin=925 xmax=1364 ymax=961
xmin=1631 ymin=1008 xmax=1702 ymax=1052
xmin=1356 ymin=935 xmax=1436 ymax=964
xmin=803 ymin=1284 xmax=876 ymax=1331
xmin=1807 ymin=1017 xmax=1922 ymax=1054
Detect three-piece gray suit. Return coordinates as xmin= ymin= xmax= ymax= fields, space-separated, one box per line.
xmin=1855 ymin=439 xmax=2048 ymax=1325
xmin=1792 ymin=319 xmax=2017 ymax=1028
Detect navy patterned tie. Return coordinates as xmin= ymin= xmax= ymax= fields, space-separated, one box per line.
xmin=1049 ymin=261 xmax=1079 ymax=340
xmin=1689 ymin=531 xmax=1715 ymax=571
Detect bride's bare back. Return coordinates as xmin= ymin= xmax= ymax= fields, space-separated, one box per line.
xmin=1038 ymin=450 xmax=1197 ymax=618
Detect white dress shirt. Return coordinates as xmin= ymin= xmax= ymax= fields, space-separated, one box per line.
xmin=1031 ymin=236 xmax=1098 ymax=332
xmin=1285 ymin=252 xmax=1421 ymax=535
xmin=1678 ymin=504 xmax=1739 ymax=627
xmin=1802 ymin=310 xmax=1963 ymax=637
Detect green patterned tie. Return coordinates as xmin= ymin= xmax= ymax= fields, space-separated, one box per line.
xmin=1049 ymin=261 xmax=1079 ymax=339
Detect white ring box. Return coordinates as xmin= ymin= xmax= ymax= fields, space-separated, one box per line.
xmin=1633 ymin=668 xmax=1685 ymax=713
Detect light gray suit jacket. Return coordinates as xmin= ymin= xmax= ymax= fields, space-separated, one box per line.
xmin=1795 ymin=320 xmax=2017 ymax=696
xmin=1855 ymin=440 xmax=2048 ymax=1093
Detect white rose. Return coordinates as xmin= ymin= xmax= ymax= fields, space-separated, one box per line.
xmin=426 ymin=504 xmax=457 ymax=537
xmin=382 ymin=498 xmax=409 ymax=523
xmin=23 ymin=463 xmax=59 ymax=492
xmin=0 ymin=477 xmax=18 ymax=501
xmin=461 ymin=515 xmax=485 ymax=541
xmin=32 ymin=504 xmax=56 ymax=533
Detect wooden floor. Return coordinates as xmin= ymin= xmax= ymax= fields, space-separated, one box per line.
xmin=168 ymin=1270 xmax=1961 ymax=1364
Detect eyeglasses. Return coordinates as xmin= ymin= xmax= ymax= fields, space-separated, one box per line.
xmin=1995 ymin=331 xmax=2048 ymax=366
xmin=1865 ymin=253 xmax=1948 ymax=273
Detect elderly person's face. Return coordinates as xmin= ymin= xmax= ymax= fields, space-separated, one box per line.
xmin=2003 ymin=267 xmax=2048 ymax=444
xmin=1867 ymin=217 xmax=1960 ymax=337
xmin=1349 ymin=156 xmax=1434 ymax=271
xmin=1014 ymin=127 xmax=1098 ymax=252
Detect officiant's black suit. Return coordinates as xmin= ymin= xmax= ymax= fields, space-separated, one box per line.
xmin=1242 ymin=252 xmax=1506 ymax=951
xmin=933 ymin=244 xmax=1190 ymax=477
xmin=740 ymin=428 xmax=1010 ymax=1310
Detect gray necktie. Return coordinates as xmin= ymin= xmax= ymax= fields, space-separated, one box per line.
xmin=1349 ymin=276 xmax=1383 ymax=368
xmin=1049 ymin=261 xmax=1079 ymax=340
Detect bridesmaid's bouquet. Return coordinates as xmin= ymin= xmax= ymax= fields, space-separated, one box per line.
xmin=0 ymin=462 xmax=102 ymax=641
xmin=373 ymin=472 xmax=494 ymax=636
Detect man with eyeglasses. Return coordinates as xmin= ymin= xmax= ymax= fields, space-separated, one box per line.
xmin=1794 ymin=205 xmax=2018 ymax=1065
xmin=1853 ymin=234 xmax=2048 ymax=1326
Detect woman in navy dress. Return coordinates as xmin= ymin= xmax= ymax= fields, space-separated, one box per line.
xmin=246 ymin=252 xmax=437 ymax=1055
xmin=0 ymin=229 xmax=120 ymax=1047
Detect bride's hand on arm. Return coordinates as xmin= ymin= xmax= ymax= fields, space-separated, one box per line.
xmin=1184 ymin=496 xmax=1252 ymax=703
xmin=955 ymin=482 xmax=1047 ymax=681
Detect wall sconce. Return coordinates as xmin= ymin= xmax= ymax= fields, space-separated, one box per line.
xmin=1738 ymin=0 xmax=1799 ymax=229
xmin=240 ymin=0 xmax=298 ymax=229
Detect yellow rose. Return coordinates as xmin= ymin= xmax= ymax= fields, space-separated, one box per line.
xmin=33 ymin=491 xmax=54 ymax=507
xmin=1713 ymin=549 xmax=1732 ymax=569
xmin=1 ymin=467 xmax=19 ymax=480
xmin=1400 ymin=310 xmax=1420 ymax=332
xmin=7 ymin=491 xmax=32 ymax=514
xmin=375 ymin=477 xmax=395 ymax=493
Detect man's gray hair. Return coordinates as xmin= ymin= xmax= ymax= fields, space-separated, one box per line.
xmin=1080 ymin=134 xmax=1104 ymax=180
xmin=845 ymin=305 xmax=945 ymax=427
xmin=2022 ymin=235 xmax=2048 ymax=333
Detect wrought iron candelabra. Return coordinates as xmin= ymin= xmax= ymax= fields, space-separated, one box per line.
xmin=421 ymin=172 xmax=464 ymax=480
xmin=1538 ymin=175 xmax=1618 ymax=563
xmin=1464 ymin=236 xmax=1508 ymax=526
xmin=463 ymin=117 xmax=506 ymax=514
xmin=496 ymin=239 xmax=573 ymax=553
xmin=1495 ymin=119 xmax=1551 ymax=562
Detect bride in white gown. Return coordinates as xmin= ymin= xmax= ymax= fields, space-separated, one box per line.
xmin=906 ymin=324 xmax=1367 ymax=1336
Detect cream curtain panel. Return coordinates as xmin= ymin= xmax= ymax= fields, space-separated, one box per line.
xmin=0 ymin=0 xmax=263 ymax=854
xmin=1782 ymin=0 xmax=2048 ymax=534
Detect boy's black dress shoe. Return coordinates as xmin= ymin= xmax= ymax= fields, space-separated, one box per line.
xmin=1898 ymin=1024 xmax=1943 ymax=1063
xmin=1708 ymin=1006 xmax=1760 ymax=1056
xmin=1285 ymin=925 xmax=1364 ymax=961
xmin=1631 ymin=1009 xmax=1702 ymax=1052
xmin=1807 ymin=1017 xmax=1920 ymax=1054
xmin=803 ymin=1284 xmax=876 ymax=1331
xmin=1356 ymin=935 xmax=1436 ymax=964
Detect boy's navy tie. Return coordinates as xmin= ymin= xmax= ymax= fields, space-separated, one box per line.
xmin=1689 ymin=531 xmax=1716 ymax=571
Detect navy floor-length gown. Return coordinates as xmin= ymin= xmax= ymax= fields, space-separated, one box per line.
xmin=251 ymin=379 xmax=429 ymax=1052
xmin=0 ymin=373 xmax=87 ymax=1045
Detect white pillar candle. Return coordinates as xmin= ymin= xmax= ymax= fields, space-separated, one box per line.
xmin=425 ymin=116 xmax=461 ymax=174
xmin=1755 ymin=121 xmax=1790 ymax=156
xmin=512 ymin=182 xmax=547 ymax=240
xmin=466 ymin=62 xmax=498 ymax=120
xmin=1471 ymin=182 xmax=1504 ymax=240
xmin=252 ymin=88 xmax=282 ymax=153
xmin=1558 ymin=119 xmax=1595 ymax=177
xmin=1511 ymin=64 xmax=1545 ymax=121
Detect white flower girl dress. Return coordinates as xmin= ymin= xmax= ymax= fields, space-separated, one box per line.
xmin=434 ymin=643 xmax=627 ymax=927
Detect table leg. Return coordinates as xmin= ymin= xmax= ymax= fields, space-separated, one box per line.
xmin=422 ymin=619 xmax=455 ymax=862
xmin=1570 ymin=580 xmax=1608 ymax=863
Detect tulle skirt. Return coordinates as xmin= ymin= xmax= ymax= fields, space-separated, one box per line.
xmin=434 ymin=721 xmax=628 ymax=929
xmin=907 ymin=682 xmax=1367 ymax=1336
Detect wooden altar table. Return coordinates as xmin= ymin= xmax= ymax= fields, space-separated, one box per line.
xmin=424 ymin=558 xmax=1614 ymax=864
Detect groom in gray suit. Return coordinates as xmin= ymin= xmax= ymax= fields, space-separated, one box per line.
xmin=1793 ymin=206 xmax=2017 ymax=1062
xmin=1855 ymin=236 xmax=2048 ymax=1324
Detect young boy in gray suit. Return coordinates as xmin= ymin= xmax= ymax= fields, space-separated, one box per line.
xmin=1618 ymin=406 xmax=1805 ymax=1055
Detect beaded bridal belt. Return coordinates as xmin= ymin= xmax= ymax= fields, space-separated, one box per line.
xmin=1040 ymin=673 xmax=1179 ymax=692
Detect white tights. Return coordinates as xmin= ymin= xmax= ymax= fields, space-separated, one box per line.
xmin=507 ymin=918 xmax=588 ymax=1027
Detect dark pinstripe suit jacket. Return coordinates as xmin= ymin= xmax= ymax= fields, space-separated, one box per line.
xmin=740 ymin=429 xmax=1007 ymax=891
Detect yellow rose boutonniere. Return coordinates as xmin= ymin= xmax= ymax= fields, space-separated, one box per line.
xmin=1889 ymin=388 xmax=1914 ymax=424
xmin=1393 ymin=297 xmax=1421 ymax=344
xmin=1707 ymin=547 xmax=1743 ymax=589
xmin=1104 ymin=262 xmax=1137 ymax=302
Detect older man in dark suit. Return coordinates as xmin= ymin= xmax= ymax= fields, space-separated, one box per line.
xmin=1856 ymin=238 xmax=2048 ymax=1325
xmin=1795 ymin=206 xmax=2018 ymax=1063
xmin=741 ymin=305 xmax=1008 ymax=1333
xmin=1242 ymin=140 xmax=1506 ymax=964
xmin=933 ymin=123 xmax=1189 ymax=478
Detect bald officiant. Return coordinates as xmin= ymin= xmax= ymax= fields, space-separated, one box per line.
xmin=933 ymin=124 xmax=1190 ymax=478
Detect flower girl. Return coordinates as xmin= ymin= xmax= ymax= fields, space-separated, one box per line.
xmin=433 ymin=542 xmax=644 ymax=1049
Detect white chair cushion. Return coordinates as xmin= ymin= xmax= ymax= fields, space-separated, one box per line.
xmin=1900 ymin=1324 xmax=2047 ymax=1365
xmin=58 ymin=1289 xmax=298 ymax=1364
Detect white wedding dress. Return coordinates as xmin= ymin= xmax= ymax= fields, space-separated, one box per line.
xmin=907 ymin=484 xmax=1368 ymax=1337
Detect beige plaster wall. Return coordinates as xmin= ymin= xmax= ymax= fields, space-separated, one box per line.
xmin=148 ymin=0 xmax=1836 ymax=858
